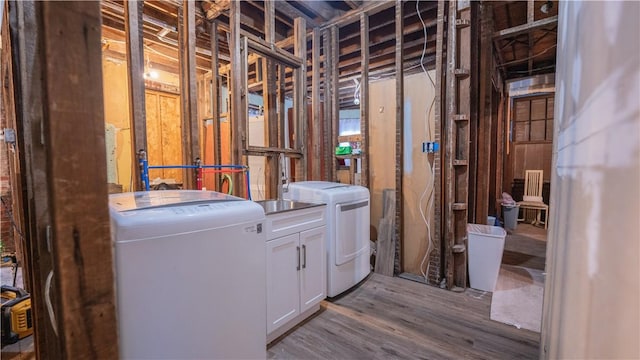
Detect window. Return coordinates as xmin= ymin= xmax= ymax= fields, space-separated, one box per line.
xmin=513 ymin=95 xmax=554 ymax=143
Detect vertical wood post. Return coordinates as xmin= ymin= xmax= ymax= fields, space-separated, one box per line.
xmin=475 ymin=2 xmax=494 ymax=225
xmin=10 ymin=1 xmax=119 ymax=357
xmin=263 ymin=0 xmax=278 ymax=197
xmin=293 ymin=17 xmax=307 ymax=181
xmin=330 ymin=25 xmax=340 ymax=182
xmin=210 ymin=20 xmax=222 ymax=190
xmin=178 ymin=0 xmax=198 ymax=187
xmin=394 ymin=0 xmax=404 ymax=274
xmin=311 ymin=27 xmax=322 ymax=181
xmin=359 ymin=13 xmax=369 ymax=188
xmin=431 ymin=0 xmax=446 ymax=283
xmin=229 ymin=0 xmax=246 ymax=196
xmin=322 ymin=29 xmax=333 ymax=181
xmin=444 ymin=0 xmax=457 ymax=289
xmin=124 ymin=0 xmax=147 ymax=191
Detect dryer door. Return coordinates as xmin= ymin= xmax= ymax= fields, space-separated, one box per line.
xmin=335 ymin=199 xmax=370 ymax=266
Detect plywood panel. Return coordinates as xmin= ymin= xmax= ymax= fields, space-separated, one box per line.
xmin=368 ymin=78 xmax=396 ymax=237
xmin=145 ymin=91 xmax=163 ymax=181
xmin=160 ymin=93 xmax=183 ymax=183
xmin=401 ymin=71 xmax=437 ymax=277
xmin=102 ymin=59 xmax=132 ymax=191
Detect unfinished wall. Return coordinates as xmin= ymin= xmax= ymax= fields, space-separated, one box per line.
xmin=369 ymin=78 xmax=396 ymax=241
xmin=369 ymin=71 xmax=436 ymax=278
xmin=102 ymin=58 xmax=133 ymax=191
xmin=541 ymin=1 xmax=639 ymax=358
xmin=401 ymin=71 xmax=437 ymax=278
xmin=102 ymin=55 xmax=182 ymax=191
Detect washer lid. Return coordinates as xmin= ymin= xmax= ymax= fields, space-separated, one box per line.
xmin=287 ymin=181 xmax=350 ymax=190
xmin=109 ymin=190 xmax=242 ymax=212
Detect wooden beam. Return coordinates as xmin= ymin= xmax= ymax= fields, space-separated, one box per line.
xmin=360 ymin=12 xmax=369 ymax=188
xmin=293 ymin=0 xmax=336 ymax=21
xmin=293 ymin=17 xmax=307 ymax=181
xmin=311 ymin=27 xmax=322 ymax=181
xmin=344 ymin=0 xmax=362 ymax=10
xmin=9 ymin=1 xmax=59 ymax=356
xmin=475 ymin=2 xmax=493 ymax=229
xmin=493 ymin=15 xmax=558 ymax=40
xmin=274 ymin=0 xmax=321 ymax=27
xmin=210 ymin=20 xmax=222 ymax=190
xmin=178 ymin=1 xmax=199 ymax=187
xmin=444 ymin=0 xmax=457 ymax=289
xmin=322 ymin=29 xmax=334 ymax=181
xmin=11 ymin=1 xmax=119 ymax=357
xmin=124 ymin=0 xmax=147 ymax=191
xmin=320 ymin=0 xmax=395 ymax=30
xmin=264 ymin=0 xmax=278 ymax=198
xmin=431 ymin=0 xmax=446 ymax=284
xmin=527 ymin=0 xmax=534 ymax=75
xmin=229 ymin=0 xmax=246 ymax=196
xmin=394 ymin=0 xmax=404 ymax=274
xmin=330 ymin=25 xmax=340 ymax=182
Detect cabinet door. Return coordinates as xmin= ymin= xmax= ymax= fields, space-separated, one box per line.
xmin=266 ymin=234 xmax=300 ymax=334
xmin=299 ymin=226 xmax=326 ymax=313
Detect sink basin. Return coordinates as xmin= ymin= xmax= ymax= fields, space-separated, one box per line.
xmin=255 ymin=199 xmax=322 ymax=215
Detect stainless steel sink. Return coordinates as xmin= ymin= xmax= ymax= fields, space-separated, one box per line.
xmin=255 ymin=199 xmax=322 ymax=215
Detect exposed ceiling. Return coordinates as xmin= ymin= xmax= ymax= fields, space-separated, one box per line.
xmin=100 ymin=0 xmax=558 ymax=108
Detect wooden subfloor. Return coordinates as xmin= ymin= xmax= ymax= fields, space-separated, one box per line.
xmin=268 ymin=273 xmax=540 ymax=359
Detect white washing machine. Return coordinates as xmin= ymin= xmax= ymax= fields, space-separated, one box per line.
xmin=284 ymin=181 xmax=370 ymax=297
xmin=109 ymin=190 xmax=266 ymax=359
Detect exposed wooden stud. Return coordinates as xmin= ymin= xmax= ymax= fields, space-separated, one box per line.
xmin=322 ymin=29 xmax=334 ymax=181
xmin=293 ymin=17 xmax=308 ymax=182
xmin=444 ymin=0 xmax=457 ymax=289
xmin=210 ymin=20 xmax=222 ymax=190
xmin=229 ymin=0 xmax=246 ymax=196
xmin=9 ymin=1 xmax=59 ymax=356
xmin=394 ymin=0 xmax=404 ymax=274
xmin=430 ymin=0 xmax=446 ymax=284
xmin=124 ymin=0 xmax=147 ymax=191
xmin=11 ymin=1 xmax=119 ymax=357
xmin=263 ymin=0 xmax=278 ymax=198
xmin=454 ymin=1 xmax=472 ymax=289
xmin=178 ymin=0 xmax=199 ymax=187
xmin=527 ymin=0 xmax=534 ymax=75
xmin=311 ymin=27 xmax=322 ymax=181
xmin=343 ymin=0 xmax=362 ymax=10
xmin=330 ymin=25 xmax=340 ymax=182
xmin=359 ymin=12 xmax=369 ymax=188
xmin=277 ymin=64 xmax=286 ymax=149
xmin=493 ymin=16 xmax=558 ymax=40
xmin=320 ymin=1 xmax=395 ymax=30
xmin=475 ymin=2 xmax=494 ymax=227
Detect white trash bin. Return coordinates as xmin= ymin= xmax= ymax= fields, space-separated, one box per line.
xmin=467 ymin=224 xmax=506 ymax=292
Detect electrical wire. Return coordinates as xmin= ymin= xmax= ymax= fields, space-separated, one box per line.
xmin=416 ymin=0 xmax=437 ymax=282
xmin=417 ymin=0 xmax=435 ymax=87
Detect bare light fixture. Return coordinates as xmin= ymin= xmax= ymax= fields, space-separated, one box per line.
xmin=540 ymin=1 xmax=553 ymax=14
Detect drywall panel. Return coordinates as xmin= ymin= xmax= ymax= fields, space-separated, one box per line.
xmin=401 ymin=71 xmax=437 ymax=277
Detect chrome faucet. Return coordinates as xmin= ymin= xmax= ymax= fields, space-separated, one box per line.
xmin=277 ymin=153 xmax=289 ymax=200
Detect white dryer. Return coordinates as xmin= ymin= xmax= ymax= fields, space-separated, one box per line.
xmin=109 ymin=190 xmax=266 ymax=359
xmin=284 ymin=181 xmax=370 ymax=297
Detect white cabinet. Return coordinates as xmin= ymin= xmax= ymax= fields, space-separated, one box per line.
xmin=263 ymin=203 xmax=327 ymax=342
xmin=266 ymin=226 xmax=326 ymax=336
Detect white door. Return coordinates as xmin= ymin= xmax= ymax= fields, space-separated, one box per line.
xmin=266 ymin=234 xmax=300 ymax=334
xmin=299 ymin=226 xmax=327 ymax=313
xmin=334 ymin=200 xmax=370 ymax=265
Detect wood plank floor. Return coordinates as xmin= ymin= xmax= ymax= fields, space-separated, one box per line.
xmin=268 ymin=273 xmax=540 ymax=359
